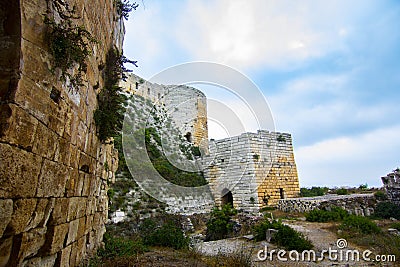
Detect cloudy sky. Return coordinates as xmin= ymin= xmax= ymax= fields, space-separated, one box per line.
xmin=123 ymin=0 xmax=400 ymax=188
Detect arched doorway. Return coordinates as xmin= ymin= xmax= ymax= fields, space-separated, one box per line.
xmin=184 ymin=132 xmax=192 ymax=143
xmin=221 ymin=188 xmax=233 ymax=207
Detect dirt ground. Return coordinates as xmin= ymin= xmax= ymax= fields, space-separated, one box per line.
xmin=104 ymin=219 xmax=398 ymax=267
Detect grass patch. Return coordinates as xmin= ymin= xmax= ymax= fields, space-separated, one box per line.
xmin=306 ymin=206 xmax=348 ymax=222
xmin=339 ymin=215 xmax=381 ymax=234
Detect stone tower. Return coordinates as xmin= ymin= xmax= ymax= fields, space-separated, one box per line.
xmin=202 ymin=130 xmax=300 ymax=213
xmin=120 ymin=74 xmax=209 ymax=153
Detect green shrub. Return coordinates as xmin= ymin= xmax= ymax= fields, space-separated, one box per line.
xmin=98 ymin=233 xmax=147 ymax=259
xmin=94 ymin=49 xmax=134 ymax=142
xmin=144 ymin=127 xmax=208 ymax=187
xmin=191 ymin=146 xmax=201 ymax=157
xmin=374 ymin=191 xmax=388 ymax=201
xmin=44 ymin=2 xmax=96 ymax=90
xmin=253 ymin=220 xmax=313 ymax=251
xmin=206 ymin=204 xmax=238 ymax=241
xmin=359 ymin=183 xmax=368 ymax=190
xmin=336 ymin=188 xmax=349 ymax=195
xmin=340 ymin=215 xmax=380 ymax=234
xmin=306 ymin=206 xmax=348 ymax=222
xmin=374 ymin=201 xmax=400 ymax=219
xmin=139 ymin=217 xmax=188 ymax=249
xmin=300 ymin=187 xmax=329 ymax=197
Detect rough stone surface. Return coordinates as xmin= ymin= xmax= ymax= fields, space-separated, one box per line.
xmin=277 ymin=193 xmax=376 ymax=215
xmin=382 ymin=169 xmax=400 ymax=205
xmin=0 ymin=199 xmax=13 ymax=237
xmin=0 ymin=0 xmax=121 ymax=265
xmin=120 ymin=74 xmax=209 ymax=153
xmin=203 ymin=131 xmax=300 ymax=213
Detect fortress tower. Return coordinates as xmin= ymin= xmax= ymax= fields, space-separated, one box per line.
xmin=120 ymin=74 xmax=209 ymax=153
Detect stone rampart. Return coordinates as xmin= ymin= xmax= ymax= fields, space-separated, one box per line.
xmin=277 ymin=194 xmax=376 ymax=216
xmin=120 ymin=74 xmax=209 ymax=153
xmin=0 ymin=0 xmax=121 ymax=265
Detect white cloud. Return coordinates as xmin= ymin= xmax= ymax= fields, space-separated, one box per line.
xmin=295 ymin=125 xmax=400 ymax=187
xmin=176 ymin=0 xmax=366 ymax=70
xmin=267 ymin=72 xmax=398 ymax=143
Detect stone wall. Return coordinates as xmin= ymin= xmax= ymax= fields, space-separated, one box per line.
xmin=202 ymin=130 xmax=300 ymax=214
xmin=120 ymin=74 xmax=209 ymax=153
xmin=382 ymin=169 xmax=400 ymax=205
xmin=0 ymin=0 xmax=121 ymax=265
xmin=277 ymin=194 xmax=376 ymax=216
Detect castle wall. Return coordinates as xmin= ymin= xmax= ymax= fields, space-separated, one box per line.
xmin=277 ymin=194 xmax=376 ymax=216
xmin=203 ymin=130 xmax=300 ymax=213
xmin=0 ymin=0 xmax=121 ymax=265
xmin=256 ymin=132 xmax=300 ymax=206
xmin=120 ymin=74 xmax=209 ymax=153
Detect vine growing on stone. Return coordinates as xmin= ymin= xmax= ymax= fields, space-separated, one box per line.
xmin=94 ymin=48 xmax=138 ymax=142
xmin=44 ymin=0 xmax=97 ymax=90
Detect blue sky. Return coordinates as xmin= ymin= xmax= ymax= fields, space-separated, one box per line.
xmin=123 ymin=0 xmax=400 ymax=187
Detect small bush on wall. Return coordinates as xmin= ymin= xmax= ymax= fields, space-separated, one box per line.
xmin=44 ymin=1 xmax=96 ymax=90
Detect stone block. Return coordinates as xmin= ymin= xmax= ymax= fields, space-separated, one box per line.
xmin=68 ymin=197 xmax=86 ymax=222
xmin=13 ymin=76 xmax=50 ymax=125
xmin=65 ymin=168 xmax=80 ymax=197
xmin=32 ymin=122 xmax=58 ymax=160
xmin=43 ymin=223 xmax=69 ymax=255
xmin=66 ymin=219 xmax=79 ymax=245
xmin=18 ymin=227 xmax=47 ymax=260
xmin=26 ymin=198 xmax=53 ymax=230
xmin=50 ymin=198 xmax=69 ymax=225
xmin=6 ymin=198 xmax=37 ymax=235
xmin=69 ymin=236 xmax=86 ymax=267
xmin=20 ymin=254 xmax=57 ymax=267
xmin=0 ymin=143 xmax=41 ymax=198
xmin=0 ymin=199 xmax=13 ymax=237
xmin=36 ymin=159 xmax=68 ymax=197
xmin=0 ymin=104 xmax=38 ymax=148
xmin=20 ymin=0 xmax=48 ymax=48
xmin=54 ymin=137 xmax=71 ymax=165
xmin=58 ymin=245 xmax=72 ymax=267
xmin=20 ymin=39 xmax=54 ymax=86
xmin=81 ymin=173 xmax=91 ymax=197
xmin=77 ymin=216 xmax=86 ymax=239
xmin=69 ymin=145 xmax=80 ymax=169
xmin=0 ymin=237 xmax=13 ymax=267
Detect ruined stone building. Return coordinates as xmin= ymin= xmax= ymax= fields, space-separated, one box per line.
xmin=0 ymin=0 xmax=300 ymax=264
xmin=382 ymin=169 xmax=400 ymax=205
xmin=203 ymin=131 xmax=300 ymax=213
xmin=121 ymin=74 xmax=301 ymax=214
xmin=120 ymin=74 xmax=209 ymax=152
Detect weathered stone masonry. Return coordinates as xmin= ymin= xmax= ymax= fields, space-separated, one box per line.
xmin=382 ymin=169 xmax=400 ymax=205
xmin=0 ymin=0 xmax=121 ymax=266
xmin=120 ymin=74 xmax=209 ymax=153
xmin=277 ymin=194 xmax=376 ymax=216
xmin=203 ymin=131 xmax=300 ymax=213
